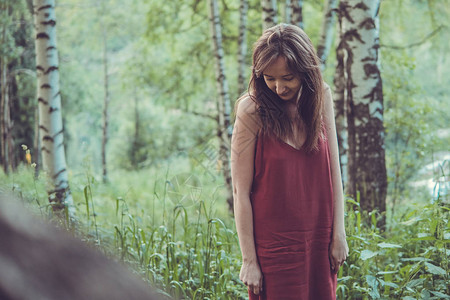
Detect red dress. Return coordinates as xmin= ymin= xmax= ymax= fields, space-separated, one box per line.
xmin=249 ymin=132 xmax=336 ymax=300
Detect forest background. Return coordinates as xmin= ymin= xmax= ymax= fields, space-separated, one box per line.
xmin=1 ymin=0 xmax=449 ymax=299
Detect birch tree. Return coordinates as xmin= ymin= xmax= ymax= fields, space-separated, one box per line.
xmin=290 ymin=0 xmax=303 ymax=29
xmin=317 ymin=0 xmax=338 ymax=71
xmin=33 ymin=0 xmax=74 ymax=217
xmin=333 ymin=6 xmax=347 ymax=185
xmin=207 ymin=0 xmax=233 ymax=210
xmin=284 ymin=0 xmax=291 ymax=23
xmin=340 ymin=0 xmax=387 ymax=221
xmin=237 ymin=0 xmax=248 ymax=95
xmin=261 ymin=0 xmax=278 ymax=30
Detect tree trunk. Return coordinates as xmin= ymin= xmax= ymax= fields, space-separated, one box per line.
xmin=5 ymin=74 xmax=13 ymax=172
xmin=340 ymin=0 xmax=387 ymax=224
xmin=261 ymin=0 xmax=278 ymax=31
xmin=317 ymin=0 xmax=338 ymax=71
xmin=237 ymin=0 xmax=248 ymax=95
xmin=131 ymin=88 xmax=140 ymax=167
xmin=333 ymin=4 xmax=348 ymax=187
xmin=33 ymin=102 xmax=40 ymax=178
xmin=290 ymin=0 xmax=303 ymax=29
xmin=0 ymin=56 xmax=8 ymax=174
xmin=33 ymin=0 xmax=74 ymax=219
xmin=207 ymin=0 xmax=233 ymax=211
xmin=285 ymin=0 xmax=292 ymax=23
xmin=101 ymin=28 xmax=109 ymax=183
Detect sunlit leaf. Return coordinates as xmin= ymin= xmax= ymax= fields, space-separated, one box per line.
xmin=406 ymin=278 xmax=425 ymax=288
xmin=424 ymin=262 xmax=446 ymax=275
xmin=430 ymin=291 xmax=450 ymax=299
xmin=360 ymin=249 xmax=378 ymax=260
xmin=377 ymin=242 xmax=402 ymax=249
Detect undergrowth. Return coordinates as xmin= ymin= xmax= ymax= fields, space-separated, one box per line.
xmin=1 ymin=164 xmax=449 ymax=299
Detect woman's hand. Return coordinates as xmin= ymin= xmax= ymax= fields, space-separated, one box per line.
xmin=240 ymin=261 xmax=263 ymax=295
xmin=329 ymin=233 xmax=349 ymax=273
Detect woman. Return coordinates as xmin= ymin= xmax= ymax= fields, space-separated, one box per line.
xmin=231 ymin=24 xmax=348 ymax=299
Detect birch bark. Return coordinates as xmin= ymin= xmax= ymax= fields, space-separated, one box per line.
xmin=261 ymin=0 xmax=278 ymax=30
xmin=237 ymin=0 xmax=248 ymax=95
xmin=285 ymin=0 xmax=292 ymax=23
xmin=290 ymin=0 xmax=303 ymax=29
xmin=317 ymin=0 xmax=338 ymax=71
xmin=333 ymin=7 xmax=348 ymax=186
xmin=340 ymin=0 xmax=387 ymax=221
xmin=33 ymin=0 xmax=74 ymax=218
xmin=207 ymin=0 xmax=233 ymax=210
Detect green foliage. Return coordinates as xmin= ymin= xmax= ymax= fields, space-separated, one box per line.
xmin=338 ymin=194 xmax=449 ymax=300
xmin=1 ymin=0 xmax=35 ymax=168
xmin=382 ymin=49 xmax=441 ymax=210
xmin=3 ymin=0 xmax=450 ymax=298
xmin=2 ymin=165 xmax=449 ymax=299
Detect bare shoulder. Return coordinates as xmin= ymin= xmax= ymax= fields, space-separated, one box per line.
xmin=322 ymin=82 xmax=333 ymax=107
xmin=234 ymin=94 xmax=261 ymax=134
xmin=236 ymin=94 xmax=258 ymax=116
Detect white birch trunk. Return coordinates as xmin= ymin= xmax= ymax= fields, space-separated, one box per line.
xmin=237 ymin=0 xmax=248 ymax=95
xmin=33 ymin=0 xmax=74 ymax=218
xmin=290 ymin=0 xmax=303 ymax=29
xmin=333 ymin=9 xmax=348 ymax=186
xmin=317 ymin=0 xmax=338 ymax=71
xmin=285 ymin=0 xmax=292 ymax=23
xmin=261 ymin=0 xmax=278 ymax=31
xmin=207 ymin=0 xmax=233 ymax=210
xmin=341 ymin=0 xmax=387 ymax=220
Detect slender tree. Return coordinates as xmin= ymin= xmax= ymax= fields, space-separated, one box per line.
xmin=0 ymin=56 xmax=10 ymax=174
xmin=290 ymin=0 xmax=303 ymax=29
xmin=261 ymin=0 xmax=278 ymax=30
xmin=285 ymin=0 xmax=292 ymax=23
xmin=101 ymin=27 xmax=109 ymax=183
xmin=0 ymin=0 xmax=12 ymax=174
xmin=207 ymin=0 xmax=233 ymax=210
xmin=132 ymin=89 xmax=140 ymax=166
xmin=333 ymin=5 xmax=347 ymax=185
xmin=317 ymin=0 xmax=338 ymax=71
xmin=32 ymin=0 xmax=75 ymax=218
xmin=33 ymin=102 xmax=40 ymax=177
xmin=340 ymin=0 xmax=387 ymax=222
xmin=98 ymin=0 xmax=111 ymax=183
xmin=237 ymin=0 xmax=249 ymax=95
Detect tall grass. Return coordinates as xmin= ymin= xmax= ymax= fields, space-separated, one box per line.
xmin=1 ymin=164 xmax=448 ymax=299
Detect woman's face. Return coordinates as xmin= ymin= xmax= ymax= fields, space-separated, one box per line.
xmin=263 ymin=56 xmax=302 ymax=102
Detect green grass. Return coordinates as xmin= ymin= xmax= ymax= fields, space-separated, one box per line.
xmin=1 ymin=163 xmax=449 ymax=299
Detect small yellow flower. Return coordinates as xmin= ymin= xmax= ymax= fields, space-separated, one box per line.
xmin=25 ymin=152 xmax=32 ymax=165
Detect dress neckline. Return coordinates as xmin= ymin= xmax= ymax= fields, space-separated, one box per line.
xmin=270 ymin=134 xmax=305 ymax=152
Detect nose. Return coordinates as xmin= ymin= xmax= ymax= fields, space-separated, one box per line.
xmin=275 ymin=81 xmax=287 ymax=94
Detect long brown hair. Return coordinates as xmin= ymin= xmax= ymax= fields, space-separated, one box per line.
xmin=248 ymin=24 xmax=324 ymax=152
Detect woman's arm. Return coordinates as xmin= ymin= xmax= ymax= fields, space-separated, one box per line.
xmin=231 ymin=96 xmax=263 ymax=295
xmin=322 ymin=84 xmax=349 ymax=272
